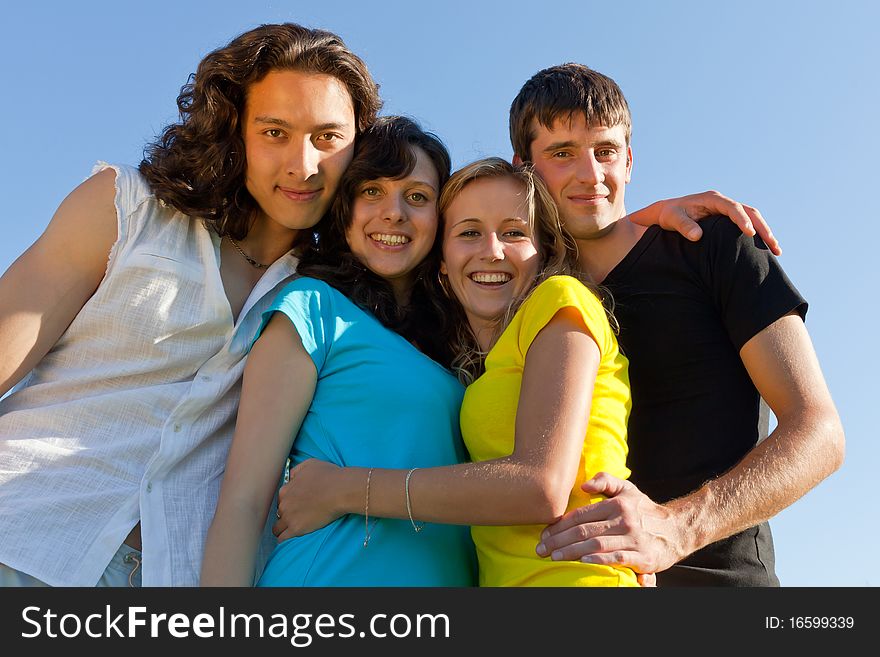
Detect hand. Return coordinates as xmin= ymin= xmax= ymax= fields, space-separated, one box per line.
xmin=628 ymin=190 xmax=781 ymax=256
xmin=638 ymin=572 xmax=656 ymax=587
xmin=535 ymin=472 xmax=684 ymax=576
xmin=272 ymin=458 xmax=344 ymax=542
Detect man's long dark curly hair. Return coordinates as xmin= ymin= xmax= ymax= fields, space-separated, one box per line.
xmin=297 ymin=116 xmax=455 ymax=366
xmin=139 ymin=23 xmax=381 ymax=240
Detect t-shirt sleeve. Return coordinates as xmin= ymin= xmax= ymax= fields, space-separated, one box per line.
xmin=702 ymin=217 xmax=808 ymax=351
xmin=252 ymin=277 xmax=333 ymax=372
xmin=516 ymin=275 xmax=614 ymax=357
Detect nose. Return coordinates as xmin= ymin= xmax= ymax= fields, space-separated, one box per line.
xmin=480 ymin=232 xmax=505 ymax=262
xmin=575 ymin=152 xmax=604 ymax=186
xmin=380 ymin=194 xmax=407 ymax=223
xmin=286 ymin=139 xmax=321 ymax=179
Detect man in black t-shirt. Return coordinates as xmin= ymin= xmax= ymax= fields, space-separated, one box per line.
xmin=510 ymin=64 xmax=845 ymax=585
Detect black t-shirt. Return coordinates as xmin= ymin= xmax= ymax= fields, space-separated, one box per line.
xmin=602 ymin=216 xmax=807 ymax=586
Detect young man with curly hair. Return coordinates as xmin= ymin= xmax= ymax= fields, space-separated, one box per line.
xmin=0 ymin=23 xmax=381 ymax=587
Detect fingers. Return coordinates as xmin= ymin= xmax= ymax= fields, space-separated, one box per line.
xmin=538 ymin=498 xmax=615 ymax=547
xmin=580 ymin=471 xmax=630 ymax=497
xmin=578 ymin=547 xmax=650 ymax=572
xmin=638 ymin=573 xmax=657 ymax=587
xmin=701 ymin=191 xmax=781 ymax=255
xmin=276 ymin=528 xmax=296 ymax=543
xmin=744 ymin=204 xmax=781 ymax=255
xmin=628 ymin=203 xmax=704 ymax=241
xmin=271 ymin=517 xmax=286 ymax=540
xmin=541 ymin=531 xmax=655 ymax=574
xmin=704 ymin=191 xmax=756 ymax=237
xmin=665 ymin=211 xmax=704 ymax=242
xmin=537 ymin=520 xmax=619 ymax=559
xmin=535 ymin=473 xmax=631 ymax=553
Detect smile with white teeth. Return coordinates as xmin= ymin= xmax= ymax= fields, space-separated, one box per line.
xmin=470 ymin=272 xmax=512 ymax=284
xmin=370 ymin=233 xmax=411 ymax=246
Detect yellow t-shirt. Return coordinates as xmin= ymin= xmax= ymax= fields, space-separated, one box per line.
xmin=460 ymin=275 xmax=637 ymax=586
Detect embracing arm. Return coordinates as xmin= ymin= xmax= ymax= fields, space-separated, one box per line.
xmin=200 ymin=314 xmax=317 ymax=586
xmin=663 ymin=313 xmax=844 ymax=557
xmin=537 ymin=313 xmax=844 ymax=574
xmin=275 ymin=308 xmax=599 ymax=538
xmin=626 ymin=191 xmax=781 ymax=256
xmin=0 ymin=169 xmax=118 ymax=397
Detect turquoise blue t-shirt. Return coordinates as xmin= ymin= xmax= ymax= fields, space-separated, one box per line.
xmin=255 ymin=277 xmax=477 ymax=587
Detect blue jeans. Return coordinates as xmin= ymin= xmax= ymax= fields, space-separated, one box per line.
xmin=0 ymin=543 xmax=143 ymax=587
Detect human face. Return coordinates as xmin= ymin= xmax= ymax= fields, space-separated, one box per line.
xmin=345 ymin=147 xmax=441 ymax=303
xmin=526 ymin=114 xmax=632 ymax=240
xmin=243 ymin=69 xmax=356 ymax=238
xmin=441 ymin=176 xmax=541 ymax=345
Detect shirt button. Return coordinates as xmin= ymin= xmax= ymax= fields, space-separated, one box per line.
xmin=173 ymin=424 xmax=181 ymax=432
xmin=146 ymin=482 xmax=152 ymax=493
xmin=201 ymin=375 xmax=211 ymax=382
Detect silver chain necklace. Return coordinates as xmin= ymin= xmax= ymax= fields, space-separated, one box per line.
xmin=226 ymin=237 xmax=269 ymax=269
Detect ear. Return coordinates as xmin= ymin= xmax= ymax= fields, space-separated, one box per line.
xmin=440 ymin=260 xmax=448 ymax=275
xmin=625 ymin=146 xmax=633 ymax=184
xmin=512 ymin=153 xmax=523 ymax=166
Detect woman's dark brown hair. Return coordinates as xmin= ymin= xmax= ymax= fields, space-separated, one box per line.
xmin=297 ymin=115 xmax=454 ymax=366
xmin=139 ymin=23 xmax=381 ymax=240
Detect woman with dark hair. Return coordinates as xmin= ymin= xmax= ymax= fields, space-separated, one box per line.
xmin=200 ymin=116 xmax=477 ymax=587
xmin=0 ymin=22 xmax=380 ymax=588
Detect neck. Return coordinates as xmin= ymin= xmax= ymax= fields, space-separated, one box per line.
xmin=466 ymin=315 xmax=496 ymax=353
xmin=389 ymin=278 xmax=413 ymax=307
xmin=575 ymin=217 xmax=648 ymax=283
xmin=238 ymin=215 xmax=299 ymax=266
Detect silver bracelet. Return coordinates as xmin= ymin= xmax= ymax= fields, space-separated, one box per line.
xmin=363 ymin=467 xmax=374 ymax=548
xmin=405 ymin=467 xmax=424 ymax=533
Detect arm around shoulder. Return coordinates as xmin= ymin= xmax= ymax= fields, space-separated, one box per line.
xmin=0 ymin=168 xmax=119 ymax=397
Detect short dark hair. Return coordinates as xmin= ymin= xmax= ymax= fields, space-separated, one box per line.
xmin=509 ymin=63 xmax=631 ymax=162
xmin=139 ymin=22 xmax=381 ymax=239
xmin=297 ymin=116 xmax=454 ymax=365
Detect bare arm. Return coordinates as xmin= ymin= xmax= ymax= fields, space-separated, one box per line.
xmin=273 ymin=308 xmax=600 ymax=539
xmin=536 ymin=313 xmax=844 ymax=574
xmin=626 ymin=190 xmax=781 ymax=256
xmin=200 ymin=314 xmax=317 ymax=586
xmin=0 ymin=169 xmax=118 ymax=397
xmin=665 ymin=313 xmax=844 ymax=555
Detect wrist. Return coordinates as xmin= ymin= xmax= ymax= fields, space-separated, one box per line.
xmin=337 ymin=466 xmax=367 ymax=516
xmin=665 ymin=487 xmax=713 ymax=559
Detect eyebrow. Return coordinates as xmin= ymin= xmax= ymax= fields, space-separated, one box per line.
xmin=407 ymin=178 xmax=439 ymax=192
xmin=251 ymin=116 xmax=351 ymax=132
xmin=541 ymin=137 xmax=625 ymax=153
xmin=367 ymin=178 xmax=438 ymax=192
xmin=541 ymin=139 xmax=579 ymax=153
xmin=448 ymin=217 xmax=480 ymax=229
xmin=448 ymin=216 xmax=528 ymax=228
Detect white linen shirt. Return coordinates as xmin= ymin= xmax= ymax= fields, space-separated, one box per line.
xmin=0 ymin=163 xmax=298 ymax=586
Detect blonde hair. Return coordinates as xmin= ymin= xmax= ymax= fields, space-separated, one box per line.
xmin=438 ymin=157 xmax=594 ymax=384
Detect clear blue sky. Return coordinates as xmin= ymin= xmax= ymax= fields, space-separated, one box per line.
xmin=1 ymin=0 xmax=876 ymax=586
